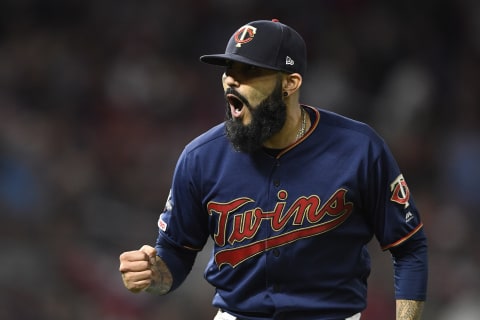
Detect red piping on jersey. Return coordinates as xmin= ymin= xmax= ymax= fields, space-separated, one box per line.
xmin=276 ymin=105 xmax=320 ymax=159
xmin=381 ymin=223 xmax=424 ymax=251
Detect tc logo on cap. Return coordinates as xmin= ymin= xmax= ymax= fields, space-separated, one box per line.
xmin=234 ymin=25 xmax=257 ymax=47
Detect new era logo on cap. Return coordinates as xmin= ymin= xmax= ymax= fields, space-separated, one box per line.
xmin=200 ymin=19 xmax=307 ymax=76
xmin=286 ymin=56 xmax=294 ymax=66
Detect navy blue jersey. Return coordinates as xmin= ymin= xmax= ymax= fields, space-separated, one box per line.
xmin=155 ymin=106 xmax=425 ymax=319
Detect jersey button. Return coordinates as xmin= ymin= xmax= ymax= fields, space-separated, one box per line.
xmin=272 ymin=248 xmax=280 ymax=257
xmin=273 ymin=179 xmax=280 ymax=187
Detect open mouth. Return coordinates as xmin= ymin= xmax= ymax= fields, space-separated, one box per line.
xmin=226 ymin=94 xmax=245 ymax=117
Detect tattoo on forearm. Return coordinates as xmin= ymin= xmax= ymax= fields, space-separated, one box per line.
xmin=396 ymin=300 xmax=424 ymax=320
xmin=146 ymin=256 xmax=173 ymax=295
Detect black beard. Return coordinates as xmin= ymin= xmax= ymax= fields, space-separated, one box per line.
xmin=224 ymin=80 xmax=286 ymax=153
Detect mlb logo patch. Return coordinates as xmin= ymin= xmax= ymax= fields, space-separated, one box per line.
xmin=158 ymin=214 xmax=168 ymax=232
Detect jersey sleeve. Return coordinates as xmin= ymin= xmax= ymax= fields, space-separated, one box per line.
xmin=365 ymin=140 xmax=428 ymax=300
xmin=390 ymin=228 xmax=428 ymax=300
xmin=154 ymin=148 xmax=210 ymax=291
xmin=366 ymin=141 xmax=424 ymax=250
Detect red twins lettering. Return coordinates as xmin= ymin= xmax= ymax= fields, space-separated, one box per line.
xmin=207 ymin=189 xmax=353 ymax=268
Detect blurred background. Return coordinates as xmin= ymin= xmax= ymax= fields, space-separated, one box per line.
xmin=0 ymin=0 xmax=479 ymax=319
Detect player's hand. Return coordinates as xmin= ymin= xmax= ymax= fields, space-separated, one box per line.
xmin=119 ymin=245 xmax=157 ymax=293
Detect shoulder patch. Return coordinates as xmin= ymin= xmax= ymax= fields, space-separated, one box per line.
xmin=390 ymin=174 xmax=410 ymax=209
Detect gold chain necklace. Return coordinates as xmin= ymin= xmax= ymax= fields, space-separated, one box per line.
xmin=295 ymin=107 xmax=307 ymax=141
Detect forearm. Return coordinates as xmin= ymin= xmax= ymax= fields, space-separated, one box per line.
xmin=396 ymin=299 xmax=424 ymax=320
xmin=155 ymin=231 xmax=198 ymax=291
xmin=145 ymin=255 xmax=173 ymax=295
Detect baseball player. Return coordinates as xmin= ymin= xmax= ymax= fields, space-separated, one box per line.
xmin=119 ymin=19 xmax=428 ymax=320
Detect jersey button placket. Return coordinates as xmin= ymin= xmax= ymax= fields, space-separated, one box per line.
xmin=272 ymin=160 xmax=281 ymax=188
xmin=268 ymin=160 xmax=283 ymax=295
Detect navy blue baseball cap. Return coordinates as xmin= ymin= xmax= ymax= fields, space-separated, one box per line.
xmin=200 ymin=19 xmax=307 ymax=76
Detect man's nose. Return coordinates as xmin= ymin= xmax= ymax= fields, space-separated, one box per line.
xmin=223 ymin=72 xmax=240 ymax=87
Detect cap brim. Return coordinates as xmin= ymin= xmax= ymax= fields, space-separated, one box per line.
xmin=200 ymin=53 xmax=281 ymax=72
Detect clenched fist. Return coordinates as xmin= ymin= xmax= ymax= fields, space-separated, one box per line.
xmin=119 ymin=245 xmax=172 ymax=294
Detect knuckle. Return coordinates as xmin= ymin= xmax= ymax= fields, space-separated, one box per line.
xmin=119 ymin=252 xmax=127 ymax=262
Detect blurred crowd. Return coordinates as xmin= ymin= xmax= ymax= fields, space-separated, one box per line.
xmin=0 ymin=0 xmax=479 ymax=319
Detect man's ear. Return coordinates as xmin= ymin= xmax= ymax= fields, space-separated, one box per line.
xmin=282 ymin=73 xmax=302 ymax=96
